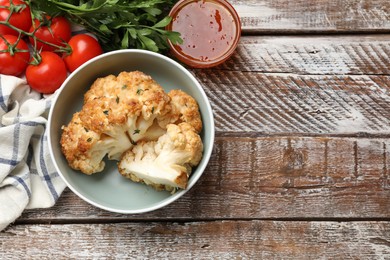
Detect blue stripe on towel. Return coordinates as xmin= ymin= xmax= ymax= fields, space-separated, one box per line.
xmin=10 ymin=175 xmax=31 ymax=198
xmin=21 ymin=121 xmax=46 ymax=127
xmin=0 ymin=157 xmax=19 ymax=166
xmin=0 ymin=75 xmax=9 ymax=112
xmin=26 ymin=144 xmax=33 ymax=167
xmin=11 ymin=122 xmax=20 ymax=169
xmin=39 ymin=133 xmax=58 ymax=200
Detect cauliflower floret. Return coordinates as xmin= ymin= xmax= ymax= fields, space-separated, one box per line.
xmin=118 ymin=123 xmax=203 ymax=192
xmin=61 ymin=71 xmax=172 ymax=174
xmin=61 ymin=112 xmax=140 ymax=175
xmin=83 ymin=74 xmax=120 ymax=102
xmin=61 ymin=113 xmax=106 ymax=174
xmin=82 ymin=71 xmax=172 ymax=143
xmin=158 ymin=89 xmax=202 ymax=133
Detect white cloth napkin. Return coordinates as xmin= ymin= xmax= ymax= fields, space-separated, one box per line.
xmin=0 ymin=74 xmax=66 ymax=231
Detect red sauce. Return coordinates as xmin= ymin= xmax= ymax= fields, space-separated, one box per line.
xmin=169 ymin=0 xmax=239 ymax=66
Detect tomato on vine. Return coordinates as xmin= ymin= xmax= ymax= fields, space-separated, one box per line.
xmin=29 ymin=16 xmax=71 ymax=52
xmin=26 ymin=51 xmax=67 ymax=94
xmin=0 ymin=0 xmax=31 ymax=36
xmin=0 ymin=34 xmax=29 ymax=76
xmin=64 ymin=34 xmax=103 ymax=72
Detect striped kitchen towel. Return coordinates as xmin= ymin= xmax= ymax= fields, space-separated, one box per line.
xmin=0 ymin=74 xmax=66 ymax=231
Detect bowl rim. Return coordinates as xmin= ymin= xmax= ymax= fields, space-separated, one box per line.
xmin=48 ymin=49 xmax=215 ymax=214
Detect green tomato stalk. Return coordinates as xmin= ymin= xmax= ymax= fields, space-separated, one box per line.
xmin=0 ymin=1 xmax=71 ymax=63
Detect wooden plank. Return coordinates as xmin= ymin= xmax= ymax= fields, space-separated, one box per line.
xmin=221 ymin=35 xmax=390 ymax=75
xmin=231 ymin=0 xmax=390 ymax=33
xmin=19 ymin=137 xmax=390 ymax=221
xmin=198 ymin=73 xmax=390 ymax=134
xmin=2 ymin=221 xmax=390 ymax=258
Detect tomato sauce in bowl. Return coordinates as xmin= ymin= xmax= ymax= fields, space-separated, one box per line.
xmin=167 ymin=0 xmax=241 ymax=68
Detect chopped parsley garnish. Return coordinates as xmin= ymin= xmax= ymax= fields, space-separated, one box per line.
xmin=103 ymin=110 xmax=109 ymax=115
xmin=87 ymin=138 xmax=92 ymax=142
xmin=133 ymin=129 xmax=140 ymax=134
xmin=136 ymin=88 xmax=144 ymax=95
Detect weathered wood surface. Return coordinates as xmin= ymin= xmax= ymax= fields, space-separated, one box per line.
xmin=201 ymin=74 xmax=390 ymax=135
xmin=231 ymin=0 xmax=390 ymax=33
xmin=15 ymin=33 xmax=390 ymax=224
xmin=19 ymin=136 xmax=390 ymax=221
xmin=194 ymin=35 xmax=390 ymax=135
xmin=2 ymin=221 xmax=390 ymax=259
xmin=221 ymin=35 xmax=390 ymax=75
xmin=3 ymin=0 xmax=390 ymax=258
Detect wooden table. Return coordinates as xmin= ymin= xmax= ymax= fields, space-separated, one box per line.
xmin=2 ymin=0 xmax=390 ymax=258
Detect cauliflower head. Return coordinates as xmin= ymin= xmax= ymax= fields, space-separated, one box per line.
xmin=118 ymin=123 xmax=203 ymax=192
xmin=60 ymin=71 xmax=203 ymax=183
xmin=61 ymin=71 xmax=172 ymax=174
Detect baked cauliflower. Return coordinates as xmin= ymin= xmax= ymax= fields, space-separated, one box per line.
xmin=60 ymin=71 xmax=203 ymax=191
xmin=61 ymin=71 xmax=172 ymax=174
xmin=118 ymin=123 xmax=203 ymax=192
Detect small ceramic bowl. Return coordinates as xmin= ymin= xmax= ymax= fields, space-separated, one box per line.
xmin=166 ymin=0 xmax=241 ymax=68
xmin=48 ymin=49 xmax=215 ymax=213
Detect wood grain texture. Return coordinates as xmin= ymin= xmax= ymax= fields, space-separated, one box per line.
xmin=19 ymin=137 xmax=390 ymax=221
xmin=2 ymin=221 xmax=390 ymax=258
xmin=188 ymin=35 xmax=390 ymax=134
xmin=4 ymin=1 xmax=390 ymax=257
xmin=221 ymin=35 xmax=390 ymax=75
xmin=198 ymin=73 xmax=390 ymax=134
xmin=231 ymin=0 xmax=390 ymax=33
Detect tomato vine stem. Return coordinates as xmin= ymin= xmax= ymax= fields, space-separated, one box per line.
xmin=0 ymin=1 xmax=71 ymax=63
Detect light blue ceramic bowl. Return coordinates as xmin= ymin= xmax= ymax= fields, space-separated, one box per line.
xmin=48 ymin=49 xmax=215 ymax=213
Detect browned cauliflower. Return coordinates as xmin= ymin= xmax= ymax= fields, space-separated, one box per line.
xmin=61 ymin=71 xmax=203 ymax=188
xmin=61 ymin=71 xmax=171 ymax=174
xmin=157 ymin=89 xmax=202 ymax=134
xmin=118 ymin=123 xmax=203 ymax=192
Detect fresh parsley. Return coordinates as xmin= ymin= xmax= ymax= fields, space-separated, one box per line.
xmin=136 ymin=88 xmax=144 ymax=95
xmin=28 ymin=0 xmax=183 ymax=53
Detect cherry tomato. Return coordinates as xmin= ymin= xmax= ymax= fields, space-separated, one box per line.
xmin=0 ymin=34 xmax=29 ymax=76
xmin=29 ymin=16 xmax=71 ymax=52
xmin=0 ymin=0 xmax=32 ymax=36
xmin=26 ymin=52 xmax=67 ymax=94
xmin=63 ymin=34 xmax=103 ymax=72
